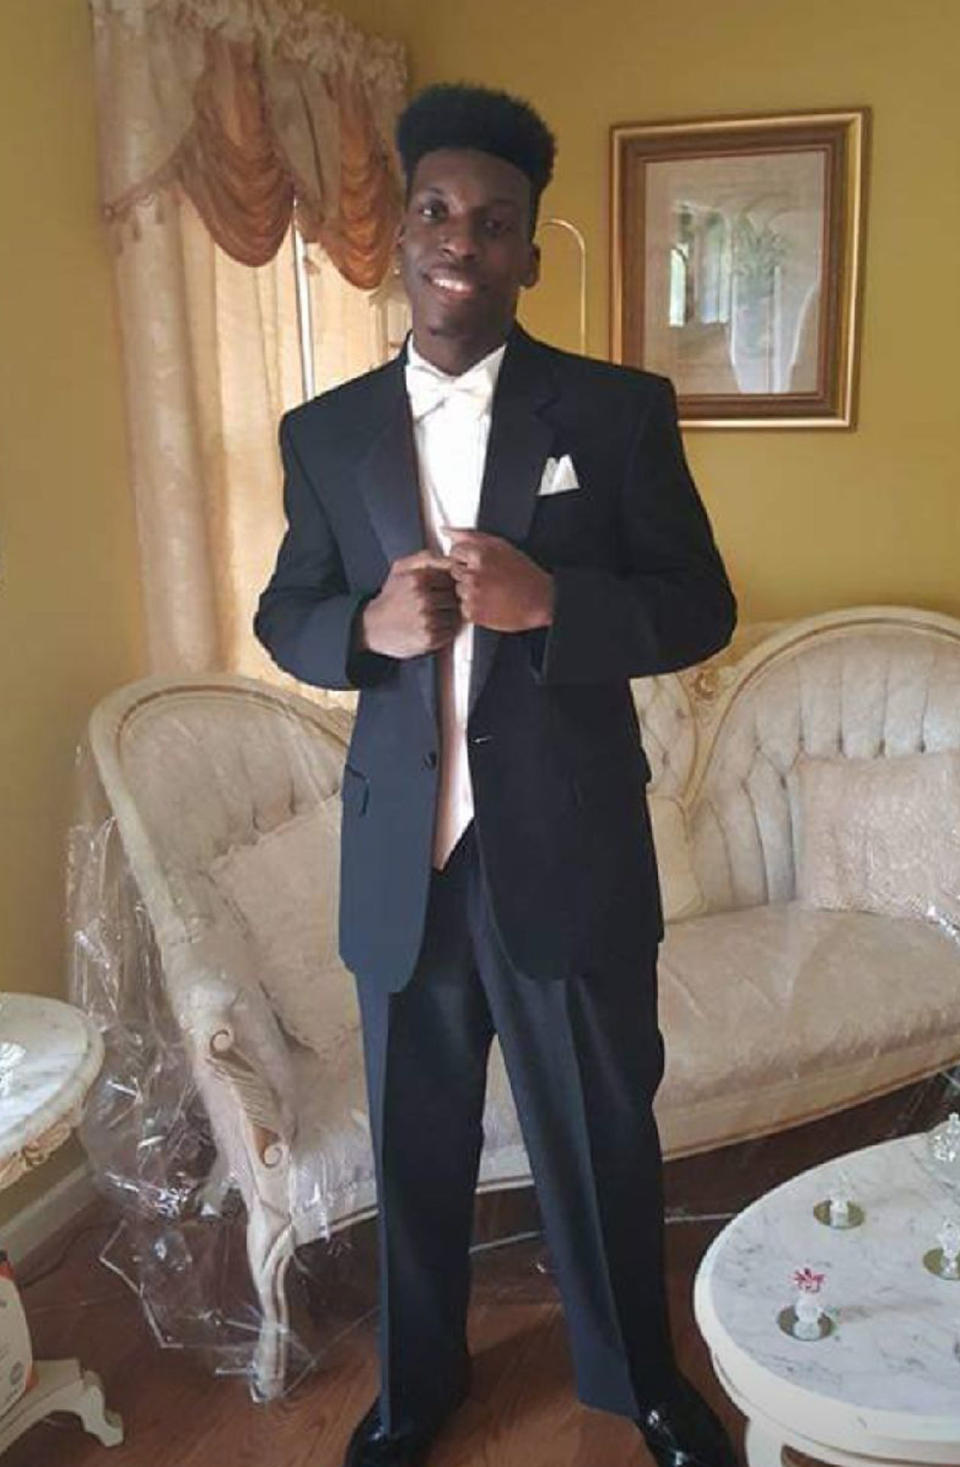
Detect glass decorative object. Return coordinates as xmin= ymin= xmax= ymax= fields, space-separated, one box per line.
xmin=924 ymin=1218 xmax=960 ymax=1280
xmin=778 ymin=1267 xmax=834 ymax=1340
xmin=0 ymin=1042 xmax=26 ymax=1097
xmin=814 ymin=1167 xmax=864 ymax=1229
xmin=927 ymin=1113 xmax=960 ymax=1190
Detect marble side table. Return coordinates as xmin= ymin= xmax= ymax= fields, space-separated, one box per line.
xmin=0 ymin=991 xmax=122 ymax=1451
xmin=694 ymin=1134 xmax=960 ymax=1466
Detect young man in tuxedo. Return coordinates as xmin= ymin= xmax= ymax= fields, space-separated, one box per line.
xmin=256 ymin=84 xmax=738 ymax=1467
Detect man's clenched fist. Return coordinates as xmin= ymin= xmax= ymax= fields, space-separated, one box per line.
xmin=359 ymin=550 xmax=461 ymax=659
xmin=445 ymin=529 xmax=555 ymax=633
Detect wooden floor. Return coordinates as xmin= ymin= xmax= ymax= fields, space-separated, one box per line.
xmin=5 ymin=1079 xmax=949 ymax=1467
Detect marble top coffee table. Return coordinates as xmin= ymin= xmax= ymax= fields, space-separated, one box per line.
xmin=0 ymin=992 xmax=104 ymax=1188
xmin=0 ymin=991 xmax=122 ymax=1451
xmin=694 ymin=1134 xmax=960 ymax=1466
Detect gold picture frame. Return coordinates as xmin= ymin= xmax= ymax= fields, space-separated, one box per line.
xmin=611 ymin=109 xmax=869 ymax=428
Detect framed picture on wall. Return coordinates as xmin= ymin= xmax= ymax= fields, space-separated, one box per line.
xmin=611 ymin=109 xmax=869 ymax=427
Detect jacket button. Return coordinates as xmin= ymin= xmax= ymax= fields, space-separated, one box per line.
xmin=423 ymin=750 xmax=438 ymax=769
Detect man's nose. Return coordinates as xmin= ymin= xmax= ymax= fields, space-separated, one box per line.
xmin=439 ymin=218 xmax=479 ymax=259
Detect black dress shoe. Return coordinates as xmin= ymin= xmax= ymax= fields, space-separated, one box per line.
xmin=343 ymin=1368 xmax=471 ymax=1467
xmin=636 ymin=1374 xmax=738 ymax=1467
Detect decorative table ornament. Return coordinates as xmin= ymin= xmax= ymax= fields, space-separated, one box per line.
xmin=924 ymin=1218 xmax=960 ymax=1280
xmin=813 ymin=1167 xmax=864 ymax=1229
xmin=926 ymin=1113 xmax=960 ymax=1189
xmin=778 ymin=1267 xmax=833 ymax=1341
xmin=0 ymin=1041 xmax=26 ymax=1098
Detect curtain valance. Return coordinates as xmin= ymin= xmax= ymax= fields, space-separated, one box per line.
xmin=91 ymin=0 xmax=406 ymax=286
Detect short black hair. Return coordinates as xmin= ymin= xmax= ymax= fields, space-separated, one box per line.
xmin=396 ymin=83 xmax=556 ymax=231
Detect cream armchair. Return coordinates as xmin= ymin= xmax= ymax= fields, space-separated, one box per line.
xmin=86 ymin=605 xmax=960 ymax=1400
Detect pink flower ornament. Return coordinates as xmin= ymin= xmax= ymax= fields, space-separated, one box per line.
xmin=792 ymin=1267 xmax=826 ymax=1295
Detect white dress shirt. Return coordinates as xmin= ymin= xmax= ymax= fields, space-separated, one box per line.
xmin=404 ymin=338 xmax=506 ymax=868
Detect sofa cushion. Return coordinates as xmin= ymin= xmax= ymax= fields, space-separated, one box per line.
xmin=286 ymin=899 xmax=960 ymax=1231
xmin=655 ymin=902 xmax=960 ymax=1154
xmin=208 ymin=802 xmax=357 ymax=1057
xmin=789 ymin=749 xmax=960 ymax=925
xmin=687 ymin=628 xmax=960 ymax=915
xmin=208 ymin=790 xmax=705 ymax=1056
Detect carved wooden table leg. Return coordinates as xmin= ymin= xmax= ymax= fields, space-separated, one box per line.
xmin=0 ymin=1359 xmax=123 ymax=1452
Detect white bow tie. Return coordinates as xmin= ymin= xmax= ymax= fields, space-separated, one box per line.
xmin=405 ymin=358 xmax=495 ymax=421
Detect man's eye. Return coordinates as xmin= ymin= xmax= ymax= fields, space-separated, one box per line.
xmin=484 ymin=218 xmax=513 ymax=237
xmin=419 ymin=201 xmax=446 ymax=220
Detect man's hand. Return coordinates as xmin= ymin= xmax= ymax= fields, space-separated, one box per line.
xmin=360 ymin=551 xmax=461 ymax=658
xmin=445 ymin=530 xmax=555 ymax=632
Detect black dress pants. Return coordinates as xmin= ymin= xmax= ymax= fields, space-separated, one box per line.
xmin=355 ymin=825 xmax=676 ymax=1434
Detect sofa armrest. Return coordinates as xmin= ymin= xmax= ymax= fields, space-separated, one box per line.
xmin=205 ymin=1014 xmax=290 ymax=1171
xmin=162 ymin=930 xmax=297 ymax=1179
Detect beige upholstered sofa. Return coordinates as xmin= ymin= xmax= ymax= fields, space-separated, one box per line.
xmin=86 ymin=605 xmax=960 ymax=1398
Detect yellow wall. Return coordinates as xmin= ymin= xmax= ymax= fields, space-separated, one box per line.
xmin=2 ymin=0 xmax=957 ymax=1225
xmin=0 ymin=1 xmax=144 ymax=1222
xmin=349 ymin=0 xmax=960 ymax=622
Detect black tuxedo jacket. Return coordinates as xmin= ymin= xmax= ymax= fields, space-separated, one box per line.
xmin=255 ymin=326 xmax=736 ymax=992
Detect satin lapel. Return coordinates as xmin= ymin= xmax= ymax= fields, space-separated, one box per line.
xmin=357 ymin=357 xmax=425 ymax=566
xmin=357 ymin=358 xmax=436 ymax=727
xmin=470 ymin=329 xmax=558 ymax=715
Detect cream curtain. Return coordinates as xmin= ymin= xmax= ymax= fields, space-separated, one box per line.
xmin=91 ymin=0 xmax=407 ymax=676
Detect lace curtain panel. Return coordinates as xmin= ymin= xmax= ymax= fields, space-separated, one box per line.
xmin=91 ymin=0 xmax=407 ymax=676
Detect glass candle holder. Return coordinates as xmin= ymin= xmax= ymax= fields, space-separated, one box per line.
xmin=814 ymin=1169 xmax=864 ymax=1229
xmin=0 ymin=1040 xmax=26 ymax=1097
xmin=927 ymin=1113 xmax=960 ymax=1190
xmin=924 ymin=1218 xmax=960 ymax=1280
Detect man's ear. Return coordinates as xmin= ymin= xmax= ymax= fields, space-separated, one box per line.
xmin=523 ymin=242 xmax=541 ymax=289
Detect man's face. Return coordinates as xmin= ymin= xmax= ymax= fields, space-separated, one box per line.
xmin=398 ymin=147 xmax=540 ymax=371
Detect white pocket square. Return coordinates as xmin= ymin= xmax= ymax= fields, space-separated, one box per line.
xmin=537 ymin=453 xmax=580 ymax=497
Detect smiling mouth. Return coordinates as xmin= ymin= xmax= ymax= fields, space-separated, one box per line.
xmin=426 ymin=271 xmax=482 ymax=300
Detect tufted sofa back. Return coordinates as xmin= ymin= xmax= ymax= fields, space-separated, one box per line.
xmin=93 ymin=611 xmax=960 ymax=940
xmin=90 ymin=676 xmax=347 ymax=942
xmin=660 ymin=612 xmax=960 ymax=915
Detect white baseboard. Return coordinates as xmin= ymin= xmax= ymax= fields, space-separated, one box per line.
xmin=0 ymin=1164 xmax=97 ymax=1267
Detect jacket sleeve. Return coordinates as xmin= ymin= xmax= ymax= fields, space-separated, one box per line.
xmin=254 ymin=414 xmax=394 ymax=690
xmin=534 ymin=377 xmax=736 ymax=684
